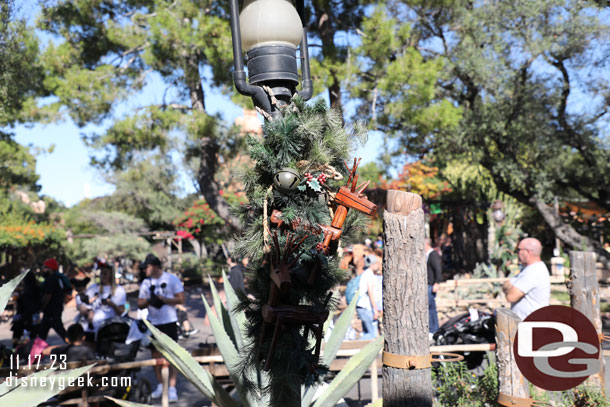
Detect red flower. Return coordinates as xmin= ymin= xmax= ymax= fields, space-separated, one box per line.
xmin=176 ymin=230 xmax=195 ymax=240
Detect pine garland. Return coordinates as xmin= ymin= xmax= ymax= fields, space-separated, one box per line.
xmin=233 ymin=98 xmax=368 ymax=406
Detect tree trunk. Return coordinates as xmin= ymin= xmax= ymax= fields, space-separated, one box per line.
xmin=383 ymin=190 xmax=433 ymax=406
xmin=569 ymin=251 xmax=605 ymax=389
xmin=184 ymin=53 xmax=206 ymax=113
xmin=311 ymin=5 xmax=344 ymax=118
xmin=530 ymin=196 xmax=610 ymax=269
xmin=183 ymin=53 xmax=240 ymax=230
xmin=328 ymin=80 xmax=343 ymax=115
xmin=196 ymin=137 xmax=240 ymax=230
xmin=495 ymin=308 xmax=529 ymax=400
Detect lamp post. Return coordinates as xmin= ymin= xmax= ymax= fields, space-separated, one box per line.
xmin=491 ymin=199 xmax=506 ymax=225
xmin=229 ymin=0 xmax=313 ymax=118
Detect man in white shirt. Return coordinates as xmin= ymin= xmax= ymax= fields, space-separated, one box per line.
xmin=354 ymin=248 xmax=379 ymax=340
xmin=138 ymin=254 xmax=185 ymax=402
xmin=502 ymin=238 xmax=550 ymax=320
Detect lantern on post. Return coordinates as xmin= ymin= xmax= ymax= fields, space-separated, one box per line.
xmin=229 ymin=0 xmax=313 ymax=117
xmin=491 ymin=199 xmax=506 ymax=225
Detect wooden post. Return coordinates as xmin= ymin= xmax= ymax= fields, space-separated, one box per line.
xmin=382 ymin=190 xmax=433 ymax=406
xmin=370 ymin=357 xmax=378 ymax=402
xmin=161 ymin=363 xmax=170 ymax=407
xmin=496 ymin=308 xmax=529 ymax=399
xmin=79 ymin=388 xmax=88 ymax=407
xmin=166 ymin=237 xmax=172 ymax=270
xmin=569 ymin=251 xmax=605 ymax=389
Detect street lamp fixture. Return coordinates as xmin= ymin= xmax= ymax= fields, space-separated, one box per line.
xmin=229 ymin=0 xmax=313 ymax=117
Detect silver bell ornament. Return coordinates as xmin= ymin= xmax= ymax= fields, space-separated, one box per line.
xmin=273 ymin=167 xmax=301 ymax=193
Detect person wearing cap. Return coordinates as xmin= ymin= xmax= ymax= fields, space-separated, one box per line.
xmin=138 ymin=254 xmax=185 ymax=402
xmin=40 ymin=258 xmax=67 ymax=342
xmin=354 ymin=247 xmax=380 ymax=340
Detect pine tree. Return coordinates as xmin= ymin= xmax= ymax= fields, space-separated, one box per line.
xmin=232 ymin=98 xmax=371 ymax=406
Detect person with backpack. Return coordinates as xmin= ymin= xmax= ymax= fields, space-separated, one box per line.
xmin=347 ymin=247 xmax=379 ymax=340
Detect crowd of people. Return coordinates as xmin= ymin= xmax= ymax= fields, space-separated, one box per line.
xmin=9 ymin=253 xmax=192 ymax=402
xmin=4 ymin=234 xmax=553 ymax=403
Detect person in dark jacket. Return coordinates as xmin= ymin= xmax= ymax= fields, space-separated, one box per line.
xmin=39 ymin=258 xmax=67 ymax=342
xmin=425 ymin=239 xmax=443 ymax=336
xmin=226 ymin=257 xmax=247 ymax=296
xmin=11 ymin=272 xmax=42 ymax=342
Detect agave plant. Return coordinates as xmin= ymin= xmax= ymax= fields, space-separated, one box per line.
xmin=0 ymin=272 xmax=94 ymax=407
xmin=138 ymin=271 xmax=383 ymax=407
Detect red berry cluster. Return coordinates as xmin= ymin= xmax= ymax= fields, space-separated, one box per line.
xmin=304 ymin=172 xmax=314 ymax=182
xmin=317 ymin=173 xmax=328 ymax=184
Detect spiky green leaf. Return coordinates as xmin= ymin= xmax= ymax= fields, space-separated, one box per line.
xmin=201 ymin=294 xmax=256 ymax=407
xmin=0 ymin=272 xmax=27 ymax=314
xmin=105 ymin=396 xmax=151 ymax=407
xmin=209 ymin=275 xmax=238 ymax=350
xmin=1 ymin=365 xmax=93 ymax=406
xmin=143 ymin=320 xmax=237 ymax=407
xmin=222 ymin=270 xmax=246 ymax=350
xmin=312 ymin=336 xmax=383 ymax=407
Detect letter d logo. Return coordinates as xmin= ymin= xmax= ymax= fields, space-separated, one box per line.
xmin=513 ymin=305 xmax=601 ymax=391
xmin=517 ymin=321 xmax=577 ymax=357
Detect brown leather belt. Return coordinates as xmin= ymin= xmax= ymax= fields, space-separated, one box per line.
xmin=382 ymin=351 xmax=431 ymax=370
xmin=382 ymin=351 xmax=464 ymax=370
xmin=497 ymin=392 xmax=552 ymax=406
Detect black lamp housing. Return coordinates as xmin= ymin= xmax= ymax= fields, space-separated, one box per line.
xmin=229 ymin=0 xmax=313 ymax=117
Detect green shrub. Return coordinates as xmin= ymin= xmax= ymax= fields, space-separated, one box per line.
xmin=561 ymin=386 xmax=609 ymax=407
xmin=433 ymin=355 xmax=497 ymax=407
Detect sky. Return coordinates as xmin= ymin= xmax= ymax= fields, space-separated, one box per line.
xmin=13 ymin=76 xmax=383 ymax=208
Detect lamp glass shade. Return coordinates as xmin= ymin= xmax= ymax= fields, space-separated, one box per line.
xmin=240 ymin=0 xmax=303 ymax=51
xmin=492 ymin=209 xmax=505 ymax=223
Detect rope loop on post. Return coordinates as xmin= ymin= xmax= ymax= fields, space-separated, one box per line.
xmin=430 ymin=351 xmax=464 ymax=363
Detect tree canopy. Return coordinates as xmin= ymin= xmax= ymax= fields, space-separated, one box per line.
xmin=34 ymin=0 xmax=239 ymax=228
xmin=349 ymin=0 xmax=610 ymax=264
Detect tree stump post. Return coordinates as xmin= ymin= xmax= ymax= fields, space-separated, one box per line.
xmin=569 ymin=251 xmax=605 ymax=389
xmin=496 ymin=308 xmax=529 ymax=401
xmin=161 ymin=363 xmax=170 ymax=407
xmin=382 ymin=190 xmax=433 ymax=406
